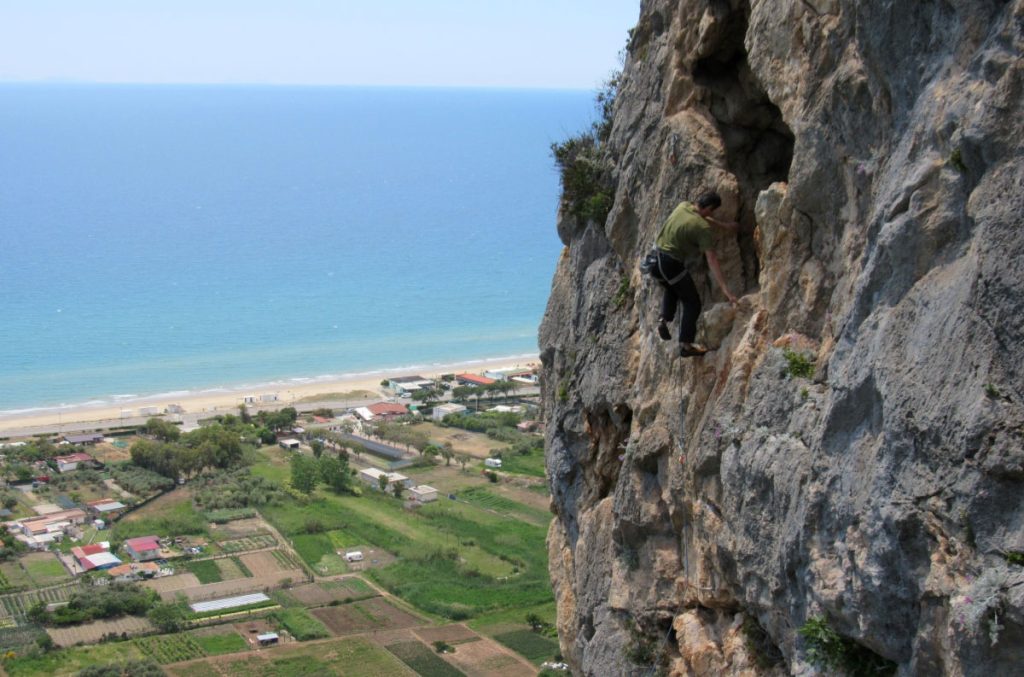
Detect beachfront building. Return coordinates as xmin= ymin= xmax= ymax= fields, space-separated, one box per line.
xmin=54 ymin=452 xmax=95 ymax=473
xmin=386 ymin=375 xmax=433 ymax=395
xmin=455 ymin=373 xmax=495 ymax=387
xmin=62 ymin=433 xmax=104 ymax=445
xmin=409 ymin=485 xmax=439 ymax=503
xmin=358 ymin=467 xmax=413 ymax=491
xmin=124 ymin=535 xmax=162 ymax=561
xmin=354 ymin=402 xmax=408 ymax=422
xmin=432 ymin=403 xmax=467 ymax=422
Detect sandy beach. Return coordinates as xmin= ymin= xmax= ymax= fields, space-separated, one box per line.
xmin=0 ymin=355 xmax=539 ymax=437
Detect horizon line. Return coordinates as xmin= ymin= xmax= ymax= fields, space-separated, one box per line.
xmin=0 ymin=79 xmax=597 ymax=93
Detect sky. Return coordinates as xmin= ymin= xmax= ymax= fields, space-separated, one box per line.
xmin=0 ymin=1 xmax=639 ymax=89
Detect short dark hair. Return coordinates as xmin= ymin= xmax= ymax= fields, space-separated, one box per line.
xmin=695 ymin=192 xmax=722 ymax=210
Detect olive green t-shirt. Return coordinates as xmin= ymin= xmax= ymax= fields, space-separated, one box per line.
xmin=655 ymin=201 xmax=713 ymax=263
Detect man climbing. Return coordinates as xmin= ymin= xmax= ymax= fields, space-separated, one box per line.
xmin=654 ymin=191 xmax=738 ymax=357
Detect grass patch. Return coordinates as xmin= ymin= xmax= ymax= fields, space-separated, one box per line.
xmin=456 ymin=487 xmax=550 ymax=524
xmin=271 ymin=607 xmax=331 ymax=641
xmin=783 ymin=348 xmax=815 ymax=379
xmin=493 ymin=629 xmax=561 ymax=665
xmin=386 ymin=640 xmax=466 ymax=676
xmin=21 ymin=555 xmax=70 ymax=586
xmin=192 ymin=631 xmax=247 ymax=656
xmin=291 ymin=533 xmax=334 ymax=567
xmin=799 ymin=616 xmax=896 ymax=676
xmin=184 ymin=559 xmax=223 ymax=584
xmin=113 ymin=494 xmax=207 ymax=541
xmin=493 ymin=452 xmax=547 ymax=478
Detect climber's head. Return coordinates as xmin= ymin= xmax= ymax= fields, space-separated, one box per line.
xmin=695 ymin=191 xmax=722 ymax=217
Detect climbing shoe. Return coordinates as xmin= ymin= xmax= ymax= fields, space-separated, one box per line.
xmin=657 ymin=321 xmax=671 ymax=341
xmin=679 ymin=343 xmax=709 ymax=358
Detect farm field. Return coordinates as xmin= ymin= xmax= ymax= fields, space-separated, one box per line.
xmin=414 ymin=624 xmax=482 ymax=645
xmin=1 ymin=583 xmax=82 ymax=623
xmin=254 ymin=444 xmax=553 ymax=622
xmin=2 ymin=639 xmax=146 ymax=676
xmin=492 ymin=629 xmax=562 ymax=665
xmin=217 ymin=534 xmax=276 ymax=552
xmin=436 ymin=636 xmax=536 ymax=677
xmin=47 ymin=615 xmax=154 ymax=647
xmin=407 ymin=422 xmax=506 ymax=458
xmin=386 ymin=640 xmax=467 ymax=677
xmin=191 ymin=628 xmax=249 ymax=656
xmin=452 ymin=486 xmax=551 ymax=526
xmin=166 ymin=637 xmax=416 ymax=677
xmin=281 ymin=578 xmax=377 ymax=607
xmin=20 ymin=552 xmax=71 ymax=586
xmin=311 ymin=597 xmax=422 ymax=636
xmin=135 ymin=632 xmax=205 ymax=663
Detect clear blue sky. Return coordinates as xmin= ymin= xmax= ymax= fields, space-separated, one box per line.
xmin=0 ymin=1 xmax=639 ymax=89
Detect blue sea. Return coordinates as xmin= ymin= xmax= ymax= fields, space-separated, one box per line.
xmin=0 ymin=84 xmax=595 ymax=413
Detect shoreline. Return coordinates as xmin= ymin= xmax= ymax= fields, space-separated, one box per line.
xmin=0 ymin=353 xmax=539 ymax=435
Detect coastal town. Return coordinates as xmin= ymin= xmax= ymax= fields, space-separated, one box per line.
xmin=0 ymin=366 xmax=565 ymax=676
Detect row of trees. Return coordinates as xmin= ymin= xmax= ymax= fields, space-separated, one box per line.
xmin=449 ymin=381 xmax=522 ymax=409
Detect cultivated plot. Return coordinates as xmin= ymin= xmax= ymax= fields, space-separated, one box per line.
xmin=311 ymin=597 xmax=422 ymax=636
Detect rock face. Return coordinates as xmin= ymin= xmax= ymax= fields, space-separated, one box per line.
xmin=540 ymin=1 xmax=1023 ymax=675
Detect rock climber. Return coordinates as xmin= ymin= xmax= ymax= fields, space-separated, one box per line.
xmin=653 ymin=191 xmax=738 ymax=357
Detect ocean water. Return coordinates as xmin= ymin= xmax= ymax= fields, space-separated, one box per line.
xmin=0 ymin=84 xmax=595 ymax=412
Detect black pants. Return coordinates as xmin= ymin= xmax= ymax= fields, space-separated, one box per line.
xmin=657 ymin=250 xmax=701 ymax=344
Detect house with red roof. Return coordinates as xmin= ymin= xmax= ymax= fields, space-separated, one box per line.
xmin=355 ymin=402 xmax=409 ymax=422
xmin=124 ymin=536 xmax=162 ymax=561
xmin=71 ymin=543 xmax=121 ymax=571
xmin=455 ymin=373 xmax=495 ymax=387
xmin=54 ymin=452 xmax=95 ymax=473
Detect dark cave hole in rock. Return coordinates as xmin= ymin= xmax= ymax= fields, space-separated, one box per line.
xmin=692 ymin=2 xmax=794 ymax=290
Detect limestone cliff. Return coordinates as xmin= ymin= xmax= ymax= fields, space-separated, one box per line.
xmin=540 ymin=1 xmax=1023 ymax=675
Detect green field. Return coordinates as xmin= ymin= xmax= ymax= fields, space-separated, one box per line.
xmin=20 ymin=555 xmax=71 ymax=587
xmin=192 ymin=631 xmax=248 ymax=656
xmin=3 ymin=640 xmax=145 ymax=676
xmin=386 ymin=641 xmax=466 ymax=677
xmin=135 ymin=633 xmax=205 ymax=664
xmin=254 ymin=444 xmax=552 ymax=622
xmin=456 ymin=486 xmax=551 ymax=525
xmin=491 ymin=451 xmax=547 ymax=478
xmin=113 ymin=495 xmax=207 ymax=541
xmin=184 ymin=559 xmax=223 ymax=584
xmin=493 ymin=629 xmax=561 ymax=664
xmin=167 ymin=637 xmax=414 ymax=677
xmin=271 ymin=608 xmax=330 ymax=640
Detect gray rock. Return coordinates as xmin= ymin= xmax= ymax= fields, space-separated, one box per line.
xmin=542 ymin=1 xmax=1024 ymax=674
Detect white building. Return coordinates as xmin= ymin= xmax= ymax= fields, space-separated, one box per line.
xmin=278 ymin=439 xmax=300 ymax=450
xmin=485 ymin=458 xmax=502 ymax=469
xmin=357 ymin=467 xmax=413 ymax=490
xmin=409 ymin=485 xmax=439 ymax=503
xmin=432 ymin=403 xmax=467 ymax=422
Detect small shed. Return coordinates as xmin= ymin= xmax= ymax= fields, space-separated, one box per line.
xmin=409 ymin=485 xmax=439 ymax=503
xmin=257 ymin=632 xmax=279 ymax=646
xmin=484 ymin=458 xmax=502 ymax=469
xmin=278 ymin=439 xmax=300 ymax=450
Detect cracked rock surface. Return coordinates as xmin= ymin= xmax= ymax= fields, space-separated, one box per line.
xmin=540 ymin=1 xmax=1023 ymax=675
